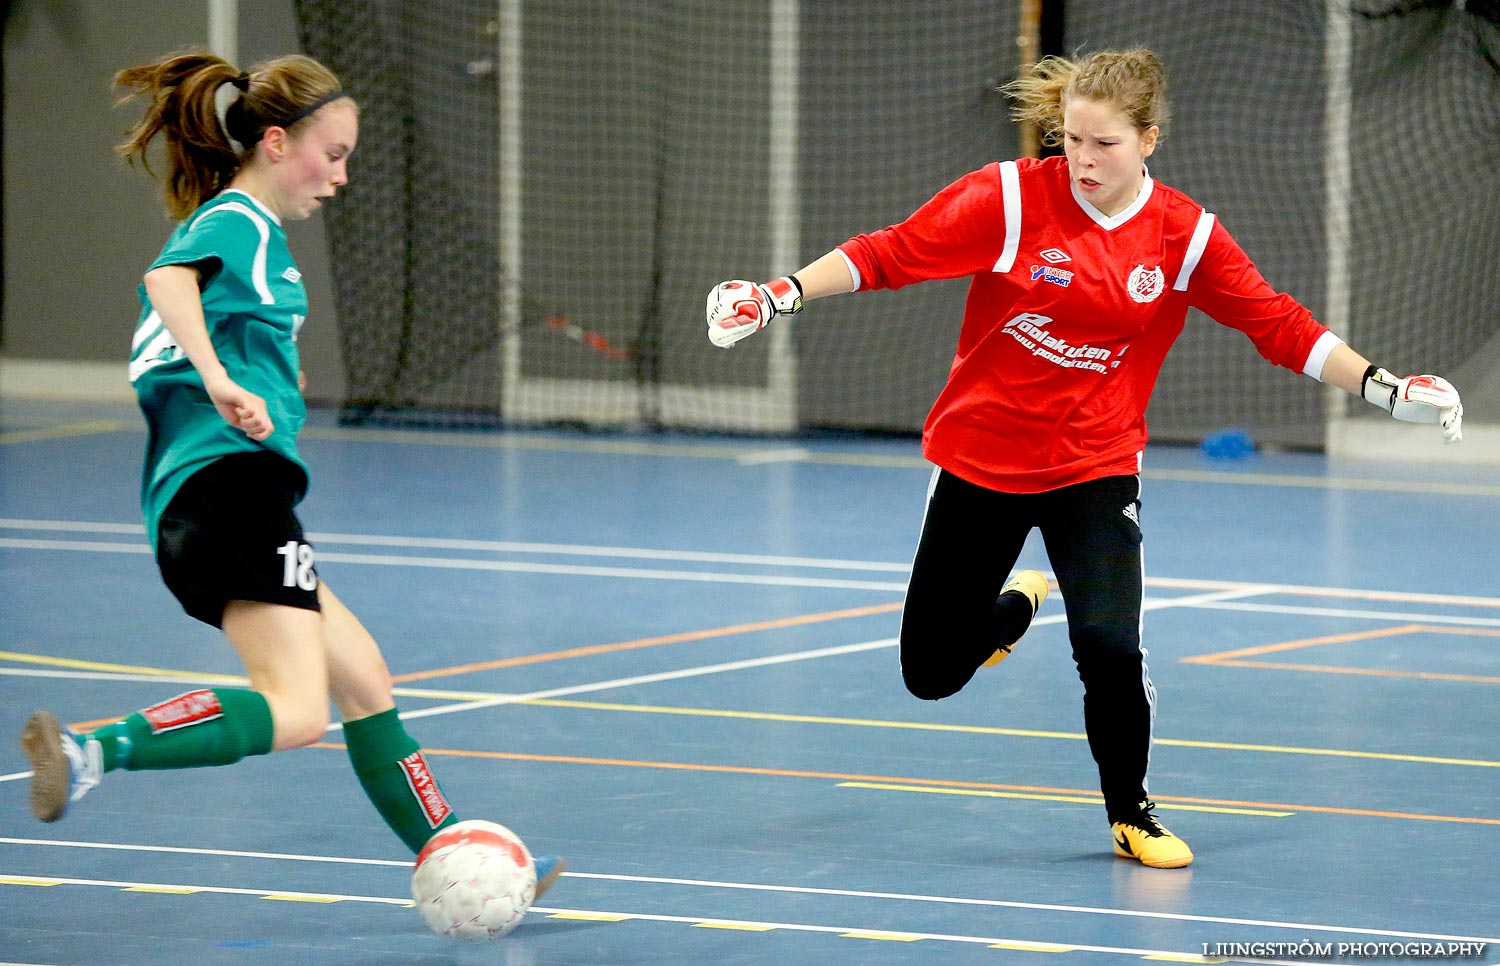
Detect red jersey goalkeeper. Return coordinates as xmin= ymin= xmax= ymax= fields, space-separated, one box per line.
xmin=706 ymin=48 xmax=1461 ymax=870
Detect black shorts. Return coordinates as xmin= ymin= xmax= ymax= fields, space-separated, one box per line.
xmin=156 ymin=451 xmax=320 ymax=628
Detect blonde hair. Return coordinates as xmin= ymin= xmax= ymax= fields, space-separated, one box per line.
xmin=1000 ymin=49 xmax=1170 ymax=147
xmin=114 ymin=49 xmax=347 ymax=220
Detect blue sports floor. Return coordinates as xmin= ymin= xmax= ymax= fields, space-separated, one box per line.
xmin=2 ymin=399 xmax=1497 ymax=965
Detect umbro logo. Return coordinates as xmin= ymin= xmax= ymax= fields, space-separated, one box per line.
xmin=282 ymin=267 xmax=302 ymax=283
xmin=1038 ymin=248 xmax=1071 ymax=264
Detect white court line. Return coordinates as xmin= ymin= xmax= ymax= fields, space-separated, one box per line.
xmin=5 ymin=537 xmax=1494 ymax=627
xmin=0 ymin=873 xmax=410 ymax=906
xmin=0 ymin=538 xmax=911 ymax=592
xmin=6 ymin=525 xmax=1500 ymax=612
xmin=13 ymin=536 xmax=1500 ymax=623
xmin=387 ymin=638 xmax=900 ymax=723
xmin=311 ymin=552 xmax=910 ymax=592
xmin=0 ymin=519 xmax=146 ymax=535
xmin=0 ymin=519 xmax=913 ymax=572
xmin=3 ymin=836 xmax=1495 ymax=944
xmin=0 ymin=538 xmax=150 ymax=555
xmin=567 ymin=871 xmax=1500 ymax=945
xmin=6 ymin=520 xmax=1500 ymax=610
xmin=0 ymin=872 xmax=1305 ymax=964
xmin=0 ymin=837 xmax=409 ymax=867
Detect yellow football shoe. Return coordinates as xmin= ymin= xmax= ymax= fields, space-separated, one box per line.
xmin=982 ymin=570 xmax=1049 ymax=667
xmin=1111 ymin=803 xmax=1194 ymax=869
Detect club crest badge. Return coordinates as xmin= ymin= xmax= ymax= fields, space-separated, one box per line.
xmin=1127 ymin=265 xmax=1164 ymax=303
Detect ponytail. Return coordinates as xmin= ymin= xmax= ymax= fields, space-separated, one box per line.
xmin=114 ymin=50 xmax=243 ymax=220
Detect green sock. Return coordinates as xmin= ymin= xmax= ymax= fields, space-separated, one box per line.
xmin=86 ymin=689 xmax=275 ymax=772
xmin=344 ymin=708 xmax=459 ymax=853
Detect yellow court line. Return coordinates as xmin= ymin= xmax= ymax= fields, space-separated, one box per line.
xmin=12 ymin=651 xmax=1494 ymax=768
xmin=21 ymin=655 xmax=1492 ymax=767
xmin=0 ymin=649 xmax=516 ymax=730
xmin=1136 ymin=735 xmax=1494 ymax=768
xmin=1194 ymin=659 xmax=1500 ymax=685
xmin=692 ymin=922 xmax=776 ymax=932
xmin=0 ymin=649 xmax=243 ymax=681
xmin=310 ymin=743 xmax=1500 ymax=826
xmin=524 ymin=698 xmax=1500 ymax=768
xmin=837 ymin=782 xmax=1294 ymax=816
xmin=840 ymin=931 xmax=923 ymax=942
xmin=0 ymin=419 xmax=134 ymax=445
xmin=530 ymin=697 xmax=1085 ymax=740
xmin=990 ymin=941 xmax=1075 ymax=953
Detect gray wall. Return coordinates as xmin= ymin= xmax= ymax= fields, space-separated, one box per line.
xmin=2 ymin=0 xmax=345 ymax=403
xmin=8 ymin=2 xmax=1495 ymax=429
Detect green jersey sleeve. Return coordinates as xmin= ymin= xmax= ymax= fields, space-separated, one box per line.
xmin=150 ymin=201 xmax=276 ymax=317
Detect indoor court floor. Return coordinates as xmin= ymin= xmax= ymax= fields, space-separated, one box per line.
xmin=1 ymin=398 xmax=1496 ymax=965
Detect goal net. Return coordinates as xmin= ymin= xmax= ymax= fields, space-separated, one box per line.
xmin=295 ymin=0 xmax=1500 ymax=445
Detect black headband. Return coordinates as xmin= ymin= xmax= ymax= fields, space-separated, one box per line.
xmin=277 ymin=91 xmax=351 ymax=130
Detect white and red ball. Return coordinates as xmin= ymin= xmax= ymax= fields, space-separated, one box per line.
xmin=411 ymin=820 xmax=537 ymax=941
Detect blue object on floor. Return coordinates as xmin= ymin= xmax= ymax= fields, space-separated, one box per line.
xmin=1201 ymin=427 xmax=1256 ymax=460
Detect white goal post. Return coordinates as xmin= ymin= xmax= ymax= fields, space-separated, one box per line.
xmin=495 ymin=0 xmax=797 ymax=431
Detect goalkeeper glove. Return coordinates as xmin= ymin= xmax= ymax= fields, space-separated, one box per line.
xmin=705 ymin=276 xmax=803 ymax=348
xmin=1361 ymin=365 xmax=1463 ymax=444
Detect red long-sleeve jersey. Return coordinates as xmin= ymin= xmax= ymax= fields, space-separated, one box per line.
xmin=838 ymin=155 xmax=1333 ymax=493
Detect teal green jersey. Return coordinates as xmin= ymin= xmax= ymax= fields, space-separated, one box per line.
xmin=129 ymin=189 xmax=311 ymax=550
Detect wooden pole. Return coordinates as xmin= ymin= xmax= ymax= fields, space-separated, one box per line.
xmin=1017 ymin=0 xmax=1042 ymax=158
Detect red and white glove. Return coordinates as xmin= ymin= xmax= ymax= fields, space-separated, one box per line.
xmin=1361 ymin=366 xmax=1463 ymax=444
xmin=705 ymin=276 xmax=803 ymax=348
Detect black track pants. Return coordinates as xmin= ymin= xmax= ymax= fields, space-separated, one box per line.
xmin=899 ymin=469 xmax=1155 ymax=821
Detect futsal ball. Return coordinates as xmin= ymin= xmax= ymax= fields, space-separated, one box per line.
xmin=411 ymin=820 xmax=538 ymax=941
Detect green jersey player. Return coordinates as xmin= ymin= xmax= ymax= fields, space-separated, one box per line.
xmin=19 ymin=48 xmax=563 ymax=901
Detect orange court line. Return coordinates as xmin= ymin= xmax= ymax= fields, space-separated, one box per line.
xmin=309 ymin=742 xmax=1500 ymax=826
xmin=1185 ymin=624 xmax=1500 ymax=685
xmin=1196 ymin=659 xmax=1500 ymax=685
xmin=1183 ymin=624 xmax=1424 ymax=663
xmin=390 ymin=601 xmax=905 ymax=684
xmin=69 ymin=715 xmax=122 ymax=731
